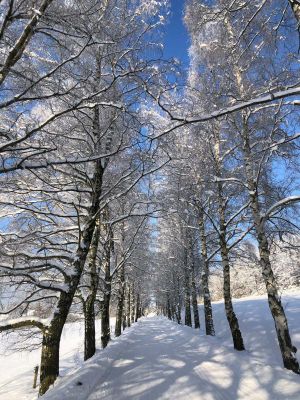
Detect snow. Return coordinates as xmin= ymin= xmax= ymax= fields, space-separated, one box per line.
xmin=0 ymin=316 xmax=49 ymax=329
xmin=1 ymin=293 xmax=300 ymax=399
xmin=263 ymin=196 xmax=300 ymax=220
xmin=154 ymin=87 xmax=300 ymax=139
xmin=0 ymin=319 xmax=115 ymax=400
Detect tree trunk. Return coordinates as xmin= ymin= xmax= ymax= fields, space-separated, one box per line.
xmin=122 ymin=283 xmax=128 ymax=330
xmin=127 ymin=284 xmax=131 ymax=328
xmin=39 ymin=286 xmax=86 ymax=394
xmin=176 ymin=302 xmax=181 ymax=324
xmin=191 ymin=260 xmax=200 ymax=329
xmin=176 ymin=275 xmax=182 ymax=324
xmin=39 ymin=330 xmax=60 ymax=394
xmin=131 ymin=284 xmax=135 ymax=324
xmin=199 ymin=210 xmax=215 ymax=336
xmin=220 ymin=236 xmax=245 ymax=350
xmin=214 ymin=131 xmax=244 ymax=350
xmin=84 ymin=298 xmax=96 ymax=361
xmin=135 ymin=292 xmax=140 ymax=322
xmin=84 ymin=218 xmax=100 ymax=360
xmin=170 ymin=299 xmax=176 ymax=321
xmin=115 ymin=264 xmax=125 ymax=337
xmin=184 ymin=253 xmax=192 ymax=327
xmin=101 ymin=288 xmax=110 ymax=349
xmin=251 ymin=194 xmax=299 ymax=371
xmin=101 ymin=210 xmax=112 ymax=349
xmin=134 ymin=293 xmax=142 ymax=322
xmin=101 ymin=260 xmax=111 ymax=349
xmin=122 ymin=306 xmax=127 ymax=330
xmin=39 ymin=211 xmax=103 ymax=394
xmin=242 ymin=124 xmax=299 ymax=373
xmin=167 ymin=293 xmax=172 ymax=319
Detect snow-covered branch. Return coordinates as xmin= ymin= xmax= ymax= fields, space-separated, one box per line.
xmin=263 ymin=196 xmax=300 ymax=221
xmin=0 ymin=317 xmax=48 ymax=333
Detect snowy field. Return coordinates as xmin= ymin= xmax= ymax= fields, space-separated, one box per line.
xmin=0 ymin=318 xmax=116 ymax=400
xmin=1 ymin=292 xmax=300 ymax=399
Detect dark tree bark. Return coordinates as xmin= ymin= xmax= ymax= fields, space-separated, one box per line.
xmin=242 ymin=121 xmax=299 ymax=373
xmin=122 ymin=310 xmax=127 ymax=330
xmin=135 ymin=292 xmax=140 ymax=322
xmin=171 ymin=301 xmax=176 ymax=321
xmin=191 ymin=255 xmax=200 ymax=329
xmin=40 ymin=330 xmax=60 ymax=393
xmin=167 ymin=294 xmax=172 ymax=320
xmin=131 ymin=283 xmax=135 ymax=324
xmin=122 ymin=283 xmax=128 ymax=330
xmin=84 ymin=300 xmax=96 ymax=361
xmin=176 ymin=275 xmax=182 ymax=324
xmin=214 ymin=133 xmax=244 ymax=351
xmin=198 ymin=210 xmax=215 ymax=336
xmin=186 ymin=228 xmax=200 ymax=329
xmin=115 ymin=264 xmax=125 ymax=337
xmin=220 ymin=235 xmax=245 ymax=351
xmin=84 ymin=219 xmax=101 ymax=360
xmin=126 ymin=284 xmax=131 ymax=328
xmin=101 ymin=284 xmax=111 ymax=349
xmin=184 ymin=248 xmax=192 ymax=327
xmin=101 ymin=212 xmax=112 ymax=349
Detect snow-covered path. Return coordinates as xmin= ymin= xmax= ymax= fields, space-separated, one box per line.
xmin=45 ymin=316 xmax=300 ymax=400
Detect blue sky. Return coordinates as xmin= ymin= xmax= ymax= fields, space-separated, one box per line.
xmin=163 ymin=0 xmax=190 ymax=66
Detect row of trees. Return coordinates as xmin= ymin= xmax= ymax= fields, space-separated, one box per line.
xmin=0 ymin=0 xmax=300 ymax=397
xmin=0 ymin=0 xmax=168 ymax=395
xmin=153 ymin=0 xmax=300 ymax=375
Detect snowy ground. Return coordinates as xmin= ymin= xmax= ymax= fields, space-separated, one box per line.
xmin=1 ymin=292 xmax=300 ymax=399
xmin=0 ymin=319 xmax=115 ymax=400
